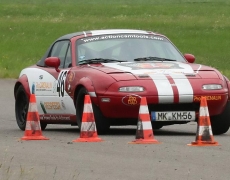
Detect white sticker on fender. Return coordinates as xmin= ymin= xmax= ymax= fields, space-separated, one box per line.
xmin=19 ymin=68 xmax=76 ymax=115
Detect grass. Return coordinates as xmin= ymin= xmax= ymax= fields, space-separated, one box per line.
xmin=0 ymin=0 xmax=230 ymax=78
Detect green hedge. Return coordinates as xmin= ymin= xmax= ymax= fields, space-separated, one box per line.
xmin=1 ymin=0 xmax=230 ymax=78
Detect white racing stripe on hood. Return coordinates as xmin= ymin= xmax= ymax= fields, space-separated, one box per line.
xmin=175 ymin=62 xmax=194 ymax=73
xmin=170 ymin=74 xmax=194 ymax=103
xmin=102 ymin=63 xmax=146 ymax=74
xmin=148 ymin=74 xmax=174 ymax=103
xmin=195 ymin=64 xmax=202 ymax=74
xmin=103 ymin=62 xmax=194 ymax=103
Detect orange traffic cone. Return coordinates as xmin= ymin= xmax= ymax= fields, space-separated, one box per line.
xmin=188 ymin=96 xmax=219 ymax=146
xmin=129 ymin=97 xmax=160 ymax=144
xmin=73 ymin=95 xmax=102 ymax=142
xmin=21 ymin=94 xmax=49 ymax=140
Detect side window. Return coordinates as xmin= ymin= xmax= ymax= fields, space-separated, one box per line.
xmin=63 ymin=46 xmax=71 ymax=68
xmin=50 ymin=40 xmax=71 ymax=68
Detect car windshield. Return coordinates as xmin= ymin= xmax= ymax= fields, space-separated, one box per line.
xmin=76 ymin=34 xmax=186 ymax=64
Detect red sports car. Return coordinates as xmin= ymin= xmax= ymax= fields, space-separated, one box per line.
xmin=14 ymin=29 xmax=230 ymax=134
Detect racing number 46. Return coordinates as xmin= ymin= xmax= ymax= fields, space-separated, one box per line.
xmin=57 ymin=70 xmax=68 ymax=97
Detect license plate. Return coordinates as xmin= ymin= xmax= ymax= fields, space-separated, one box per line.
xmin=151 ymin=111 xmax=195 ymax=121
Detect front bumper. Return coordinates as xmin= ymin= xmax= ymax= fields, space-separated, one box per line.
xmin=96 ymin=93 xmax=228 ymax=119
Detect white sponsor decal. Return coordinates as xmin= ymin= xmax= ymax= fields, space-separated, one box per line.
xmin=19 ymin=68 xmax=76 ymax=115
xmin=20 ymin=68 xmax=56 ymax=95
xmin=81 ymin=34 xmax=163 ymax=43
xmin=35 ymin=82 xmax=53 ymax=92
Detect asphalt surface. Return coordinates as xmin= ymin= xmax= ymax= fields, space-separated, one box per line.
xmin=1 ymin=79 xmax=230 ymax=180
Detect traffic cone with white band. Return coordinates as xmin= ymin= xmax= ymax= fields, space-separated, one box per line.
xmin=21 ymin=93 xmax=49 ymax=140
xmin=73 ymin=95 xmax=102 ymax=142
xmin=188 ymin=96 xmax=219 ymax=146
xmin=130 ymin=97 xmax=160 ymax=144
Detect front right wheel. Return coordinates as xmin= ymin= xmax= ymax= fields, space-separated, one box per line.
xmin=210 ymin=102 xmax=230 ymax=135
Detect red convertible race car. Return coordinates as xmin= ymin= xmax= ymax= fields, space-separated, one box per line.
xmin=14 ymin=29 xmax=230 ymax=134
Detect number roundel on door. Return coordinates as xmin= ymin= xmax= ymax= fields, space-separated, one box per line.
xmin=57 ymin=70 xmax=69 ymax=97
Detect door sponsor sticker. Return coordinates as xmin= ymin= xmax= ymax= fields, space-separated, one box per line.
xmin=35 ymin=82 xmax=53 ymax=92
xmin=39 ymin=101 xmax=66 ymax=114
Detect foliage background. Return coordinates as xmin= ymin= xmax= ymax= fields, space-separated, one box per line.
xmin=0 ymin=0 xmax=230 ymax=78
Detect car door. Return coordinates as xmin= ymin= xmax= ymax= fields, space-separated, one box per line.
xmin=36 ymin=40 xmax=76 ymax=121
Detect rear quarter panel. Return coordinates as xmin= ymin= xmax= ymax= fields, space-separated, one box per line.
xmin=14 ymin=74 xmax=30 ymax=99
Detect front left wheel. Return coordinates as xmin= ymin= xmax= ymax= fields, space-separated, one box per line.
xmin=75 ymin=87 xmax=110 ymax=134
xmin=15 ymin=85 xmax=47 ymax=131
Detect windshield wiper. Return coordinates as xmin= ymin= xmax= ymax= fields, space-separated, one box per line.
xmin=78 ymin=58 xmax=126 ymax=65
xmin=134 ymin=56 xmax=176 ymax=62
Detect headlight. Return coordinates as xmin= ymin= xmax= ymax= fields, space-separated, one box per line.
xmin=119 ymin=86 xmax=144 ymax=92
xmin=202 ymin=84 xmax=222 ymax=90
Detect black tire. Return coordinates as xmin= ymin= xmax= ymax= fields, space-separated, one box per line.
xmin=210 ymin=102 xmax=230 ymax=135
xmin=76 ymin=87 xmax=110 ymax=134
xmin=15 ymin=86 xmax=28 ymax=130
xmin=15 ymin=85 xmax=47 ymax=131
xmin=40 ymin=122 xmax=47 ymax=131
xmin=151 ymin=122 xmax=163 ymax=130
xmin=92 ymin=103 xmax=110 ymax=134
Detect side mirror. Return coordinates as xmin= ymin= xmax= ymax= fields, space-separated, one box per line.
xmin=184 ymin=54 xmax=195 ymax=63
xmin=45 ymin=57 xmax=61 ymax=72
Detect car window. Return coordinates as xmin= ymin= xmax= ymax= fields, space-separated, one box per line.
xmin=76 ymin=35 xmax=186 ymax=63
xmin=50 ymin=40 xmax=71 ymax=68
xmin=63 ymin=45 xmax=71 ymax=68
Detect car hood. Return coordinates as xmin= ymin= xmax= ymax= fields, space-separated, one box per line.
xmin=91 ymin=61 xmax=219 ymax=80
